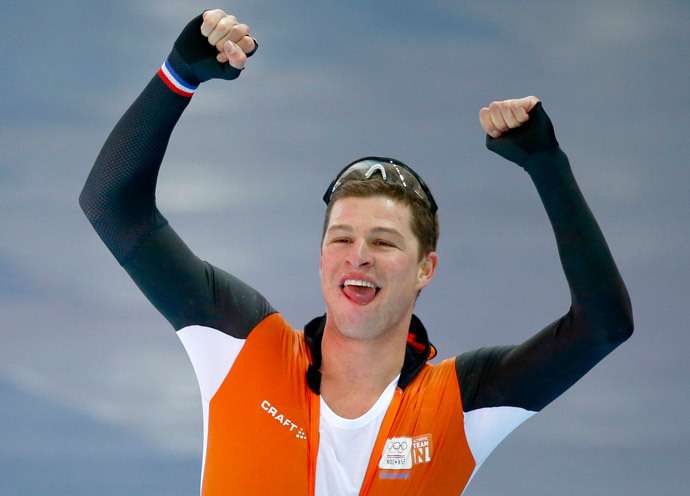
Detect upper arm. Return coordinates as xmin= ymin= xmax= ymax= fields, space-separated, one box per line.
xmin=456 ymin=308 xmax=624 ymax=414
xmin=123 ymin=223 xmax=276 ymax=337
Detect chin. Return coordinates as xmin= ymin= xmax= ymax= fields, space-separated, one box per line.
xmin=328 ymin=307 xmax=400 ymax=343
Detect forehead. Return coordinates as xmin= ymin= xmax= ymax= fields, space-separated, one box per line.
xmin=326 ymin=196 xmax=414 ymax=233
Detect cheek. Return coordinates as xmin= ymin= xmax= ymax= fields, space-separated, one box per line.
xmin=319 ymin=252 xmax=336 ymax=279
xmin=319 ymin=257 xmax=328 ymax=283
xmin=386 ymin=259 xmax=416 ymax=283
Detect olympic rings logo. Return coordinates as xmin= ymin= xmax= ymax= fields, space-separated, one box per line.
xmin=379 ymin=435 xmax=433 ymax=470
xmin=389 ymin=441 xmax=408 ymax=453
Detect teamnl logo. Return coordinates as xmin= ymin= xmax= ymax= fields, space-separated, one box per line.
xmin=378 ymin=434 xmax=432 ymax=470
xmin=260 ymin=400 xmax=307 ymax=440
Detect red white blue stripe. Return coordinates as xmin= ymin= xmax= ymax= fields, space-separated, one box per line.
xmin=157 ymin=59 xmax=198 ymax=97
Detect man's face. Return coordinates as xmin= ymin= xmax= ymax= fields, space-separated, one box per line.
xmin=320 ymin=195 xmax=437 ymax=342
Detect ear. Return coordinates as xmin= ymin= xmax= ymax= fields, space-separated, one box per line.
xmin=416 ymin=252 xmax=438 ymax=290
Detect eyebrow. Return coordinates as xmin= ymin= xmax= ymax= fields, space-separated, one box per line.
xmin=327 ymin=224 xmax=404 ymax=238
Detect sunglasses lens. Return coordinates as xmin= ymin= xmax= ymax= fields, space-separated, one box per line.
xmin=324 ymin=158 xmax=437 ymax=214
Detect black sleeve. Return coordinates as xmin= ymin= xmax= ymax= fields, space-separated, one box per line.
xmin=456 ymin=103 xmax=634 ymax=413
xmin=79 ymin=47 xmax=274 ymax=336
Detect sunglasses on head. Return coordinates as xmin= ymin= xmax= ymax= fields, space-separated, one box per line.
xmin=323 ymin=157 xmax=438 ymax=214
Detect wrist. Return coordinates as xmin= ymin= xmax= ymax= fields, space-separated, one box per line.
xmin=521 ymin=147 xmax=569 ymax=176
xmin=157 ymin=49 xmax=200 ymax=97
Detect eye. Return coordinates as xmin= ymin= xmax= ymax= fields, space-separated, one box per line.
xmin=374 ymin=239 xmax=395 ymax=247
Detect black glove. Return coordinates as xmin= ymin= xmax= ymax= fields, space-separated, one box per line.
xmin=486 ymin=102 xmax=559 ymax=168
xmin=167 ymin=13 xmax=258 ymax=85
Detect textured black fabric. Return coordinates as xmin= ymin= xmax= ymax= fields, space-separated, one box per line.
xmin=79 ymin=76 xmax=186 ymax=263
xmin=79 ymin=18 xmax=274 ymax=336
xmin=123 ymin=226 xmax=275 ymax=335
xmin=455 ymin=106 xmax=633 ymax=413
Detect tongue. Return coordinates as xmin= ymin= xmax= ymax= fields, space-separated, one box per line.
xmin=343 ymin=285 xmax=377 ymax=305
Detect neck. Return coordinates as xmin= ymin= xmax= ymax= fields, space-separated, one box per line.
xmin=319 ymin=316 xmax=409 ymax=418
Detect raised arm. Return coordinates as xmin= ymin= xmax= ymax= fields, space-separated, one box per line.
xmin=79 ymin=10 xmax=274 ymax=335
xmin=456 ymin=97 xmax=634 ymax=413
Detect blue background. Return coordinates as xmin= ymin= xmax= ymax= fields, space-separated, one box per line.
xmin=1 ymin=1 xmax=688 ymax=494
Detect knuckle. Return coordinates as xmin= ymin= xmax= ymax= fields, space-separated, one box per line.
xmin=219 ymin=17 xmax=236 ymax=32
xmin=207 ymin=10 xmax=223 ymax=23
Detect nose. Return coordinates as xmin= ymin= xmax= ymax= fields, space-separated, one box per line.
xmin=345 ymin=238 xmax=373 ymax=268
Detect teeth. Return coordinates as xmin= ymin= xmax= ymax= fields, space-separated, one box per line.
xmin=343 ymin=279 xmax=377 ymax=289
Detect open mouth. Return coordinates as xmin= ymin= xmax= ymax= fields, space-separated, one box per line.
xmin=341 ymin=279 xmax=380 ymax=305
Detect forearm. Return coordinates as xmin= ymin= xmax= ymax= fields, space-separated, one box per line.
xmin=458 ymin=151 xmax=634 ymax=412
xmin=79 ymin=71 xmax=193 ymax=264
xmin=486 ymin=102 xmax=633 ymax=343
xmin=524 ymin=147 xmax=633 ymax=344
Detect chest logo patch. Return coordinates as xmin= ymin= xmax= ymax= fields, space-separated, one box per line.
xmin=378 ymin=434 xmax=433 ymax=470
xmin=260 ymin=400 xmax=307 ymax=440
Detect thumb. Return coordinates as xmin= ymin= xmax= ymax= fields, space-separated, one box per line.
xmin=222 ymin=40 xmax=247 ymax=69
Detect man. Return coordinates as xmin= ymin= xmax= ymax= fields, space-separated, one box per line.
xmin=80 ymin=9 xmax=633 ymax=496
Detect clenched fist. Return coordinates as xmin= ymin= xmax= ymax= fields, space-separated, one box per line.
xmin=169 ymin=9 xmax=257 ymax=84
xmin=201 ymin=9 xmax=257 ymax=68
xmin=479 ymin=96 xmax=540 ymax=138
xmin=481 ymin=97 xmax=560 ymax=167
